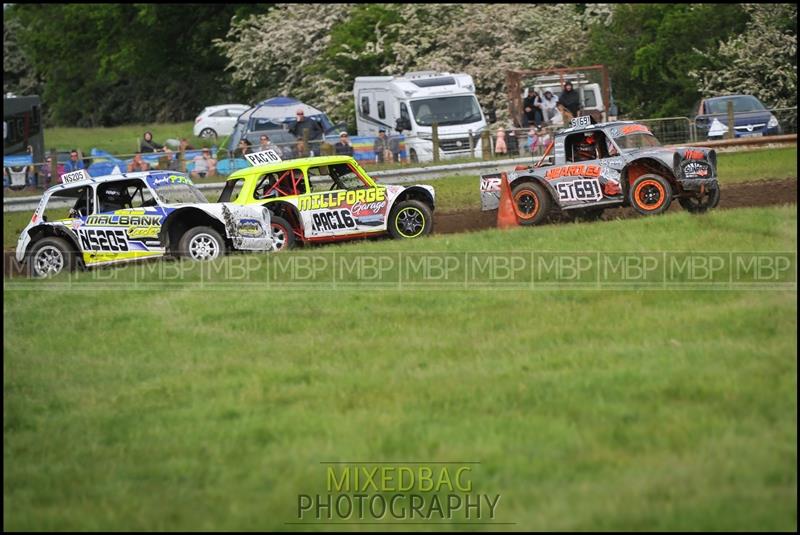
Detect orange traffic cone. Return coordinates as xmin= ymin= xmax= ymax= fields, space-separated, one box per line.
xmin=496 ymin=172 xmax=519 ymax=229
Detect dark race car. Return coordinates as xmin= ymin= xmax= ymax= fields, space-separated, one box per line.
xmin=480 ymin=118 xmax=720 ymax=224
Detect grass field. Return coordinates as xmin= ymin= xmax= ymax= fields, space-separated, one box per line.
xmin=3 ymin=205 xmax=797 ymax=531
xmin=3 ymin=146 xmax=797 ymax=251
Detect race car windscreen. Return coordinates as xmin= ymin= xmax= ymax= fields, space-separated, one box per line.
xmin=612 ymin=127 xmax=662 ymax=151
xmin=410 ymin=96 xmax=483 ymax=126
xmin=151 ymin=181 xmax=207 ymax=204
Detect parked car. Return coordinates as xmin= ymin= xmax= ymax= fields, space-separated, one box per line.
xmin=694 ymin=95 xmax=781 ymax=140
xmin=480 ymin=117 xmax=720 ymax=224
xmin=219 ymin=153 xmax=435 ymax=250
xmin=17 ymin=170 xmax=274 ymax=277
xmin=193 ymin=104 xmax=250 ymax=139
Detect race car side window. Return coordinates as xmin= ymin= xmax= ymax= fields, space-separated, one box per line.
xmin=46 ymin=186 xmax=93 ymax=220
xmin=218 ymin=178 xmax=245 ymax=202
xmin=307 ymin=166 xmax=336 ymax=193
xmin=97 ymin=179 xmax=154 ymax=212
xmin=330 ymin=163 xmax=370 ymax=190
xmin=253 ymin=169 xmax=305 ymax=199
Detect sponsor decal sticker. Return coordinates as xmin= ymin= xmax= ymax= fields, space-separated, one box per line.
xmin=298 ymin=188 xmax=386 ymax=212
xmin=620 ymin=124 xmax=652 ymax=136
xmin=545 ymin=164 xmax=601 ymax=180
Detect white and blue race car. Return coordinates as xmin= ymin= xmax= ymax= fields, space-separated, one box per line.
xmin=17 ymin=169 xmax=274 ymax=277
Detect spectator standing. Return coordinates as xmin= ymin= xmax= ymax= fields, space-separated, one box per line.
xmin=335 ymin=131 xmax=354 ymax=156
xmin=288 ymin=109 xmax=323 ymax=156
xmin=373 ymin=129 xmax=391 ymax=163
xmin=494 ymin=127 xmax=507 ymax=155
xmin=140 ymin=131 xmax=163 ymax=153
xmin=191 ymin=148 xmax=217 ymax=179
xmin=64 ymin=149 xmax=85 ymax=173
xmin=127 ymin=153 xmax=150 ymax=173
xmin=557 ymin=81 xmax=581 ymax=122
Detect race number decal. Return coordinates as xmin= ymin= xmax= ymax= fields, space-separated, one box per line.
xmin=570 ymin=116 xmax=592 ymax=128
xmin=245 ymin=150 xmax=282 ymax=166
xmin=556 ymin=179 xmax=603 ymax=202
xmin=60 ymin=169 xmax=91 ymax=184
xmin=310 ymin=209 xmax=357 ymax=234
xmin=77 ymin=228 xmax=130 ymax=252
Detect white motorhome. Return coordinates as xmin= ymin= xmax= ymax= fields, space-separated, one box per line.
xmin=353 ymin=72 xmax=487 ymax=162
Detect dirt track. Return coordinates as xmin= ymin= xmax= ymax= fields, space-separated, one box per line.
xmin=435 ymin=178 xmax=798 ymax=235
xmin=4 ymin=178 xmax=797 ymax=278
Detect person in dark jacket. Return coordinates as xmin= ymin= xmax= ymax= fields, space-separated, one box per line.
xmin=140 ymin=131 xmax=163 ymax=153
xmin=334 ymin=131 xmax=354 ymax=156
xmin=289 ymin=109 xmax=324 ymax=156
xmin=557 ymin=81 xmax=581 ymax=120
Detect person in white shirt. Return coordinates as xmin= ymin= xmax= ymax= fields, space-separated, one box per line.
xmin=540 ymin=90 xmax=560 ymax=125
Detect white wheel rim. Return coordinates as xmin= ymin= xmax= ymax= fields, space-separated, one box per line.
xmin=272 ymin=225 xmax=287 ymax=250
xmin=34 ymin=245 xmax=65 ymax=276
xmin=189 ymin=233 xmax=220 ymax=260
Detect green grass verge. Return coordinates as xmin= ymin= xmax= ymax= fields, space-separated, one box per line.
xmin=3 ymin=205 xmax=797 ymax=531
xmin=43 ymin=121 xmax=214 ymax=156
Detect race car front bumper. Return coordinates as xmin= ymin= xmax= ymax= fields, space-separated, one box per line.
xmin=678 ymin=178 xmax=719 ymax=192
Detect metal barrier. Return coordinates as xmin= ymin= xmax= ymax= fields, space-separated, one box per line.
xmin=4 ymin=108 xmax=797 ymax=191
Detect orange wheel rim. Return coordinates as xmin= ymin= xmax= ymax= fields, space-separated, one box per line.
xmin=513 ymin=190 xmax=539 ymax=219
xmin=634 ymin=179 xmax=666 ymax=211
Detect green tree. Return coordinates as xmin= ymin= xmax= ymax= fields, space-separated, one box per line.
xmin=582 ymin=4 xmax=749 ymax=118
xmin=6 ymin=3 xmax=271 ymax=127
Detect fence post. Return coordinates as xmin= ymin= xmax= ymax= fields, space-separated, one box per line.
xmin=431 ymin=122 xmax=440 ymax=163
xmin=481 ymin=130 xmax=491 ymax=160
xmin=179 ymin=148 xmax=186 ymax=172
xmin=468 ymin=129 xmax=474 ymax=158
xmin=49 ymin=148 xmax=57 ymax=187
xmin=726 ymin=101 xmax=735 ymax=140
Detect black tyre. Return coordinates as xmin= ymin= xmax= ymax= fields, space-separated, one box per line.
xmin=270 ymin=215 xmax=296 ymax=251
xmin=511 ymin=181 xmax=552 ymax=226
xmin=27 ymin=237 xmax=77 ymax=278
xmin=679 ymin=185 xmax=720 ymax=214
xmin=409 ymin=149 xmax=419 ymax=163
xmin=177 ymin=226 xmax=224 ymax=261
xmin=199 ymin=128 xmax=217 ymax=139
xmin=629 ymin=173 xmax=673 ymax=215
xmin=388 ymin=200 xmax=433 ymax=239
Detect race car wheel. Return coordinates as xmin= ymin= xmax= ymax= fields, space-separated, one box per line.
xmin=179 ymin=226 xmax=224 ymax=261
xmin=270 ymin=215 xmax=296 ymax=251
xmin=679 ymin=185 xmax=720 ymax=214
xmin=199 ymin=128 xmax=218 ymax=139
xmin=511 ymin=181 xmax=551 ymax=226
xmin=629 ymin=174 xmax=672 ymax=215
xmin=388 ymin=200 xmax=432 ymax=239
xmin=27 ymin=237 xmax=76 ymax=278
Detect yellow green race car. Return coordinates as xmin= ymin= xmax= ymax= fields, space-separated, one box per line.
xmin=218 ymin=152 xmax=435 ymax=250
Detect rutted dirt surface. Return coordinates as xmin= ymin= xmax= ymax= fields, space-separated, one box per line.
xmin=4 ymin=178 xmax=797 ymax=278
xmin=434 ymin=178 xmax=797 ymax=235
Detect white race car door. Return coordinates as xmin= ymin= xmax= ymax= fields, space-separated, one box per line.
xmin=298 ymin=162 xmax=389 ymax=239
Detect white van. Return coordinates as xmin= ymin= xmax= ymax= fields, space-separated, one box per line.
xmin=353 ymin=72 xmax=487 ymax=163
